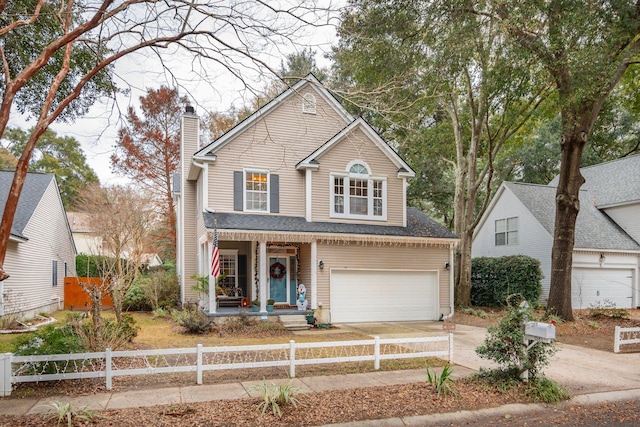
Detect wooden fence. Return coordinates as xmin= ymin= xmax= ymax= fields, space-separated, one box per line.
xmin=63 ymin=277 xmax=112 ymax=310
xmin=0 ymin=334 xmax=453 ymax=396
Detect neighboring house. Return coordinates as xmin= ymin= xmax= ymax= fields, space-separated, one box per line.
xmin=174 ymin=75 xmax=458 ymax=323
xmin=473 ymin=155 xmax=640 ymax=309
xmin=67 ymin=212 xmax=162 ymax=269
xmin=0 ymin=171 xmax=77 ymax=318
xmin=67 ymin=212 xmax=104 ymax=256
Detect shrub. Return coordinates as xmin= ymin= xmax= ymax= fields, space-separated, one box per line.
xmin=471 ymin=256 xmax=542 ymax=307
xmin=13 ymin=323 xmax=85 ymax=374
xmin=124 ymin=278 xmax=153 ymax=312
xmin=475 ymin=299 xmax=556 ymax=381
xmin=146 ymin=270 xmax=180 ymax=309
xmin=69 ymin=314 xmax=139 ymax=351
xmin=587 ymin=300 xmax=629 ymax=319
xmin=124 ymin=270 xmax=180 ymax=312
xmin=253 ymin=379 xmax=300 ymax=417
xmin=43 ymin=401 xmax=102 ymax=427
xmin=171 ymin=307 xmax=213 ymax=334
xmin=425 ymin=363 xmax=459 ymax=398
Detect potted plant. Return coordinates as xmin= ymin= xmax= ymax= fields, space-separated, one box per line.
xmin=305 ymin=309 xmax=315 ymax=325
xmin=252 ymin=299 xmax=260 ymax=312
xmin=266 ymin=299 xmax=275 ymax=312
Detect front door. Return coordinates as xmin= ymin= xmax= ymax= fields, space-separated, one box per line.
xmin=268 ymin=256 xmax=289 ymax=304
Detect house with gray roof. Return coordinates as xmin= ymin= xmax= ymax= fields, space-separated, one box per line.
xmin=472 ymin=155 xmax=640 ymax=309
xmin=174 ymin=75 xmax=458 ymax=323
xmin=0 ymin=171 xmax=76 ymax=318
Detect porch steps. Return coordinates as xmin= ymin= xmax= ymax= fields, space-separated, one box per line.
xmin=279 ymin=315 xmax=311 ymax=331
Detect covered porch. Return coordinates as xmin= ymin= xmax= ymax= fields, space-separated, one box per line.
xmin=200 ymin=233 xmax=318 ymax=316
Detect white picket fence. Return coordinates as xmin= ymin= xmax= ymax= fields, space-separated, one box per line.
xmin=0 ymin=334 xmax=453 ymax=396
xmin=614 ymin=326 xmax=640 ymax=353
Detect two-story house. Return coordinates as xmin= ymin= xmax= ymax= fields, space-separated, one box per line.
xmin=175 ymin=75 xmax=458 ymax=323
xmin=473 ymin=155 xmax=640 ymax=309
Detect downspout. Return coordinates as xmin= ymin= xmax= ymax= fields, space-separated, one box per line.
xmin=450 ymin=244 xmax=455 ymax=316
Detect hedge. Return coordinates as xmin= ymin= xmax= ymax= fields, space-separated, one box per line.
xmin=471 ymin=255 xmax=542 ymax=307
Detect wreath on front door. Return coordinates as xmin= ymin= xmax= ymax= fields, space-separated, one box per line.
xmin=270 ymin=262 xmax=286 ymax=279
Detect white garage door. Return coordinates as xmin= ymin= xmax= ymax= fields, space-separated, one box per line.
xmin=572 ymin=268 xmax=634 ymax=309
xmin=330 ymin=269 xmax=439 ymax=323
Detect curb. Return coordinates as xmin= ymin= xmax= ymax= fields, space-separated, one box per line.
xmin=313 ymin=388 xmax=640 ymax=427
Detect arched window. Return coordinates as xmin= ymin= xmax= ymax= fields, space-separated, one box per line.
xmin=331 ymin=161 xmax=386 ymax=220
xmin=302 ymin=93 xmax=316 ymax=114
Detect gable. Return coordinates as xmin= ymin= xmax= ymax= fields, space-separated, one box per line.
xmin=195 ymin=75 xmax=353 ymax=159
xmin=480 ymin=182 xmax=640 ymax=251
xmin=297 ymin=118 xmax=414 ymax=178
xmin=0 ymin=171 xmax=54 ymax=240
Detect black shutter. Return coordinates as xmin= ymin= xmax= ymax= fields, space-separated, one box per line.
xmin=233 ymin=171 xmax=243 ymax=211
xmin=238 ymin=255 xmax=247 ymax=297
xmin=270 ymin=174 xmax=279 ymax=213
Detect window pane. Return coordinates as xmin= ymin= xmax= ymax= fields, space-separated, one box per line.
xmin=349 ymin=163 xmax=367 ymax=174
xmin=495 ymin=219 xmax=505 ymax=233
xmin=495 ymin=233 xmax=505 ymax=246
xmin=335 ymin=195 xmax=344 ymax=213
xmin=507 ymin=231 xmax=518 ymax=245
xmin=350 ymin=196 xmax=367 ymax=215
xmin=373 ymin=180 xmax=383 ymax=216
xmin=245 ymin=171 xmax=268 ymax=211
xmin=373 ymin=199 xmax=382 ymax=216
xmin=507 ymin=217 xmax=518 ymax=231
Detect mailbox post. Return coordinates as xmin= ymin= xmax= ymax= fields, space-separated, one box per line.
xmin=521 ymin=321 xmax=556 ymax=381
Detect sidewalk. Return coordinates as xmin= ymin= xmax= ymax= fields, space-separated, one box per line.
xmin=0 ymin=323 xmax=638 ymax=420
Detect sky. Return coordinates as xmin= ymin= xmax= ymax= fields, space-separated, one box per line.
xmin=6 ymin=3 xmax=342 ymax=185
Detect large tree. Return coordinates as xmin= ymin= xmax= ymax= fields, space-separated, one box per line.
xmin=0 ymin=0 xmax=332 ymax=281
xmin=476 ymin=0 xmax=640 ymax=320
xmin=111 ymin=87 xmax=186 ymax=260
xmin=332 ymin=0 xmax=550 ymax=305
xmin=3 ymin=127 xmax=99 ymax=209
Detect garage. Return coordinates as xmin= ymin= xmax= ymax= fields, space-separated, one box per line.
xmin=329 ymin=269 xmax=439 ymax=323
xmin=572 ymin=268 xmax=634 ymax=309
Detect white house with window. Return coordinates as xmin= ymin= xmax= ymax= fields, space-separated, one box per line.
xmin=174 ymin=74 xmax=458 ymax=322
xmin=473 ymin=166 xmax=640 ymax=309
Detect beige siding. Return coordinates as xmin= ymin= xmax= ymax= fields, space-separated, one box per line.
xmin=207 ymin=87 xmax=348 ymax=216
xmin=316 ymin=243 xmax=451 ymax=314
xmin=181 ymin=113 xmax=200 ymax=304
xmin=3 ymin=179 xmax=75 ymax=317
xmin=312 ymin=127 xmax=404 ymax=226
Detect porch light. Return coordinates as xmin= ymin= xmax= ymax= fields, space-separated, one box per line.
xmin=318 ymin=260 xmax=324 ymax=270
xmin=599 ymin=253 xmax=606 ymax=264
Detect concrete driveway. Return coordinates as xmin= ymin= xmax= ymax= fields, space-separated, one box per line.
xmin=335 ymin=320 xmax=640 ymax=395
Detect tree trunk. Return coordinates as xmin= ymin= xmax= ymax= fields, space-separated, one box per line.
xmin=547 ymin=131 xmax=587 ymax=321
xmin=454 ymin=230 xmax=474 ymax=306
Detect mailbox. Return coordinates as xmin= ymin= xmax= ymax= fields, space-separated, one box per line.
xmin=524 ymin=321 xmax=556 ymax=340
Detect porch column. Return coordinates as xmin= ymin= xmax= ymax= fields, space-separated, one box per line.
xmin=311 ymin=240 xmax=317 ymax=310
xmin=208 ymin=240 xmax=216 ymax=314
xmin=259 ymin=241 xmax=267 ymax=314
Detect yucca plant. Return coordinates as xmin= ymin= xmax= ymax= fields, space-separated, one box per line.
xmin=253 ymin=379 xmax=300 ymax=417
xmin=426 ymin=363 xmax=460 ymax=398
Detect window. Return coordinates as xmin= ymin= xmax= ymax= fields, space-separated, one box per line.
xmin=331 ymin=162 xmax=386 ymax=220
xmin=495 ymin=217 xmax=518 ymax=246
xmin=244 ymin=170 xmax=268 ymax=212
xmin=219 ymin=250 xmax=238 ymax=294
xmin=52 ymin=260 xmax=58 ymax=286
xmin=302 ymin=93 xmax=316 ymax=114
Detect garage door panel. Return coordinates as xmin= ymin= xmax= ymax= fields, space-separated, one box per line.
xmin=330 ymin=270 xmax=438 ymax=323
xmin=572 ymin=268 xmax=633 ymax=309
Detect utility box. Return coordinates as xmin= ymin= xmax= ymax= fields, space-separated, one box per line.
xmin=524 ymin=321 xmax=556 ymax=340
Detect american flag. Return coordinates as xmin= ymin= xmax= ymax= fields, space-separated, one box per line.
xmin=210 ymin=228 xmax=220 ymax=279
